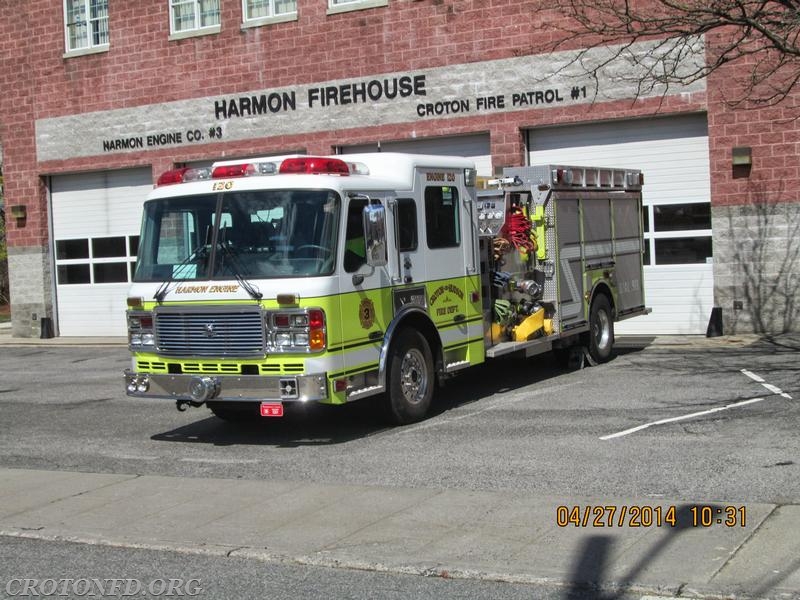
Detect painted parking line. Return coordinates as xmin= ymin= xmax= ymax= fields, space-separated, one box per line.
xmin=740 ymin=369 xmax=793 ymax=399
xmin=601 ymin=369 xmax=792 ymax=440
xmin=600 ymin=397 xmax=769 ymax=440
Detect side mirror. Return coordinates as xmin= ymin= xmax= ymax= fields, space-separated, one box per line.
xmin=363 ymin=203 xmax=388 ymax=268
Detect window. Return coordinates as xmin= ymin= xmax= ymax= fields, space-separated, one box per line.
xmin=396 ymin=198 xmax=418 ymax=252
xmin=243 ymin=0 xmax=297 ymax=24
xmin=328 ymin=0 xmax=388 ymax=15
xmin=135 ymin=192 xmax=340 ymax=281
xmin=653 ymin=204 xmax=710 ymax=232
xmin=425 ymin=187 xmax=460 ymax=249
xmin=64 ymin=0 xmax=109 ymax=53
xmin=344 ymin=199 xmax=368 ymax=273
xmin=55 ymin=235 xmax=139 ymax=285
xmin=170 ymin=0 xmax=220 ymax=35
xmin=654 ymin=237 xmax=713 ymax=265
xmin=642 ymin=202 xmax=713 ymax=265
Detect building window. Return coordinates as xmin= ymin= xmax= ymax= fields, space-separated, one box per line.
xmin=243 ymin=0 xmax=297 ymax=24
xmin=327 ymin=0 xmax=388 ymax=15
xmin=64 ymin=0 xmax=109 ymax=53
xmin=170 ymin=0 xmax=220 ymax=35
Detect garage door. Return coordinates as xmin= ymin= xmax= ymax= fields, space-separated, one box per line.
xmin=341 ymin=134 xmax=492 ymax=177
xmin=527 ymin=114 xmax=713 ymax=335
xmin=51 ymin=168 xmax=152 ymax=336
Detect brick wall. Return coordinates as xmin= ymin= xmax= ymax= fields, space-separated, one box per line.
xmin=705 ymin=29 xmax=800 ymax=333
xmin=1 ymin=1 xmax=798 ymax=334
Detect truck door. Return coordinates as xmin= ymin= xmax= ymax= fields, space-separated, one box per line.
xmin=409 ymin=169 xmax=474 ymax=350
xmin=338 ymin=194 xmax=396 ymax=375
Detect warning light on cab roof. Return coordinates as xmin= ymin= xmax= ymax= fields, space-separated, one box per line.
xmin=278 ymin=157 xmax=349 ymax=175
xmin=155 ymin=156 xmax=369 ymax=186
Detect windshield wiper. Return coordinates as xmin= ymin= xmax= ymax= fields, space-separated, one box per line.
xmin=153 ymin=244 xmax=209 ymax=303
xmin=215 ymin=241 xmax=263 ymax=301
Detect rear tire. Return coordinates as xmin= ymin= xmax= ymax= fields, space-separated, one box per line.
xmin=587 ymin=294 xmax=614 ymax=364
xmin=385 ymin=329 xmax=434 ymax=425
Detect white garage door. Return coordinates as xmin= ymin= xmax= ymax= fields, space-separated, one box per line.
xmin=51 ymin=168 xmax=152 ymax=336
xmin=527 ymin=114 xmax=713 ymax=335
xmin=341 ymin=134 xmax=492 ymax=177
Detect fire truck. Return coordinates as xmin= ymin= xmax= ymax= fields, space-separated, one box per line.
xmin=124 ymin=153 xmax=648 ymax=424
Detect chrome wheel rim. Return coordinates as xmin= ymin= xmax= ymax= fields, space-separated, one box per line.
xmin=593 ymin=309 xmax=611 ymax=352
xmin=400 ymin=348 xmax=427 ymax=405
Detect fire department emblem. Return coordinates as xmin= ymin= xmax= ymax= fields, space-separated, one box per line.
xmin=359 ymin=298 xmax=375 ymax=329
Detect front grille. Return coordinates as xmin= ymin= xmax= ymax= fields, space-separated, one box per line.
xmin=155 ymin=307 xmax=266 ymax=357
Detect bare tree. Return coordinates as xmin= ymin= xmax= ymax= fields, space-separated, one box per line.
xmin=538 ymin=0 xmax=800 ymax=109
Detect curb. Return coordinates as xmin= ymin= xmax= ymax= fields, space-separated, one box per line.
xmin=0 ymin=529 xmax=709 ymax=600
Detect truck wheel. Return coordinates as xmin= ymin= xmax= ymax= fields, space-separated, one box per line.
xmin=207 ymin=401 xmax=258 ymax=422
xmin=385 ymin=329 xmax=434 ymax=425
xmin=588 ymin=294 xmax=614 ymax=364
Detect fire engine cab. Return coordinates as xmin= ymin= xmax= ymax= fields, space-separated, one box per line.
xmin=124 ymin=153 xmax=648 ymax=424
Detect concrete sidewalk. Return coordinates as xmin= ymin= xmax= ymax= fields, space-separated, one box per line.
xmin=1 ymin=468 xmax=798 ymax=599
xmin=0 ymin=322 xmax=125 ymax=346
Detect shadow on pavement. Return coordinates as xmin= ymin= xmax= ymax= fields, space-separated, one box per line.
xmin=563 ymin=505 xmax=704 ymax=600
xmin=151 ymin=349 xmax=640 ymax=447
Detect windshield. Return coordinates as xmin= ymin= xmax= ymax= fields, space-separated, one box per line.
xmin=134 ymin=190 xmax=340 ymax=282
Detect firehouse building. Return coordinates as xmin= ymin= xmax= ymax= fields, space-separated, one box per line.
xmin=1 ymin=0 xmax=798 ymax=338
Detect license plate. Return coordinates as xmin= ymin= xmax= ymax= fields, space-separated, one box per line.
xmin=260 ymin=402 xmax=284 ymax=417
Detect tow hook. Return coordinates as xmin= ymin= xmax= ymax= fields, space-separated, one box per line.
xmin=176 ymin=399 xmax=205 ymax=412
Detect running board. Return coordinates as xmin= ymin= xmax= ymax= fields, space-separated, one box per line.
xmin=486 ymin=325 xmax=589 ymax=359
xmin=616 ymin=306 xmax=652 ymax=322
xmin=346 ymin=384 xmax=385 ymax=402
xmin=444 ymin=360 xmax=471 ymax=373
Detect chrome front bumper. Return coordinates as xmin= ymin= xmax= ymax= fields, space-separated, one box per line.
xmin=123 ymin=370 xmax=328 ymax=403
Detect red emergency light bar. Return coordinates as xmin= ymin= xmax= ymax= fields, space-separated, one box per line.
xmin=211 ymin=163 xmax=256 ymax=178
xmin=278 ymin=157 xmax=350 ymax=176
xmin=156 ymin=156 xmax=355 ymax=186
xmin=156 ymin=167 xmax=211 ymax=186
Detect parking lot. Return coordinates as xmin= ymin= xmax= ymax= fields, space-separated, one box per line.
xmin=1 ymin=336 xmax=799 ymax=598
xmin=0 ymin=336 xmax=797 ymax=503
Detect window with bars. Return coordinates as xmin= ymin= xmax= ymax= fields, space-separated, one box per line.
xmin=243 ymin=0 xmax=297 ymax=22
xmin=64 ymin=0 xmax=109 ymax=52
xmin=170 ymin=0 xmax=220 ymax=34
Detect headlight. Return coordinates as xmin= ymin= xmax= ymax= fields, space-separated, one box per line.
xmin=266 ymin=308 xmax=326 ymax=353
xmin=128 ymin=311 xmax=155 ymax=350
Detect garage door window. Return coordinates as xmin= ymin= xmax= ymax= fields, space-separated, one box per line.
xmin=56 ymin=235 xmax=139 ymax=285
xmin=644 ymin=202 xmax=712 ymax=265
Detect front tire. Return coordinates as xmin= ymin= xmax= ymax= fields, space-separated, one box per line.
xmin=385 ymin=329 xmax=434 ymax=425
xmin=587 ymin=294 xmax=614 ymax=364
